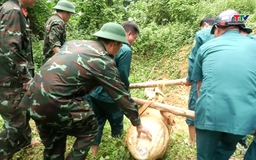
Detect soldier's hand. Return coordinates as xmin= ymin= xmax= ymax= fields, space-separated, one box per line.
xmin=23 ymin=79 xmax=32 ymax=90
xmin=136 ymin=124 xmax=152 ymax=141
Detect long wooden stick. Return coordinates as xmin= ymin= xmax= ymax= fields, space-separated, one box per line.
xmin=132 ymin=97 xmax=194 ymax=118
xmin=129 ymin=78 xmax=185 ymax=89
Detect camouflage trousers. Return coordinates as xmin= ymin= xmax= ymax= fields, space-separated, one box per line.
xmin=0 ymin=87 xmax=32 ymax=160
xmin=86 ymin=96 xmax=124 ymax=145
xmin=33 ymin=100 xmax=99 ymax=160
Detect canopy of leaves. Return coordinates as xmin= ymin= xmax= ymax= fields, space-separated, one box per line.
xmin=27 ymin=1 xmax=52 ymax=38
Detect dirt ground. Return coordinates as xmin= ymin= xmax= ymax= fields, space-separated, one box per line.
xmin=137 ymin=45 xmax=192 ymax=146
xmin=160 ymin=44 xmax=191 ymax=135
xmin=163 ymin=85 xmax=191 ymax=135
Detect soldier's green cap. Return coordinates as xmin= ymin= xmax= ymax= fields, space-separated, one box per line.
xmin=93 ymin=22 xmax=129 ymax=44
xmin=53 ymin=0 xmax=75 ymax=14
xmin=240 ymin=25 xmax=252 ymax=34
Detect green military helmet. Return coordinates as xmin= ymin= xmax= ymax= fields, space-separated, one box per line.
xmin=53 ymin=0 xmax=75 ymax=14
xmin=93 ymin=22 xmax=129 ymax=44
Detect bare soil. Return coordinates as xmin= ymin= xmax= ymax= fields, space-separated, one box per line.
xmin=160 ymin=44 xmax=191 ymax=135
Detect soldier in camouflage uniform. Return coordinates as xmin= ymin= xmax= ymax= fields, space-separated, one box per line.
xmin=86 ymin=21 xmax=140 ymax=157
xmin=43 ymin=0 xmax=75 ymax=64
xmin=0 ymin=0 xmax=38 ymax=159
xmin=19 ymin=22 xmax=152 ymax=160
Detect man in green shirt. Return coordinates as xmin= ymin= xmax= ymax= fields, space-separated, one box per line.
xmin=192 ymin=10 xmax=256 ymax=159
xmin=242 ymin=25 xmax=256 ymax=160
xmin=86 ymin=21 xmax=140 ymax=157
xmin=185 ymin=17 xmax=215 ymax=145
xmin=184 ymin=17 xmax=253 ymax=147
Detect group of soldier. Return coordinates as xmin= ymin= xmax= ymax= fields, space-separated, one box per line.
xmin=0 ymin=0 xmax=255 ymax=159
xmin=183 ymin=9 xmax=256 ymax=160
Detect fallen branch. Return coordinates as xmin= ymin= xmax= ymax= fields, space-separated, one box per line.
xmin=132 ymin=97 xmax=194 ymax=118
xmin=129 ymin=78 xmax=185 ymax=89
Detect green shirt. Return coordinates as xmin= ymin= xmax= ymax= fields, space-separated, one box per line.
xmin=187 ymin=27 xmax=214 ymax=82
xmin=247 ymin=34 xmax=256 ymax=41
xmin=90 ymin=43 xmax=132 ymax=103
xmin=192 ymin=30 xmax=256 ymax=135
xmin=186 ymin=27 xmax=214 ymax=110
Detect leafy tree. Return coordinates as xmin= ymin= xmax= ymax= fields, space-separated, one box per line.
xmin=27 ymin=1 xmax=52 ymax=39
xmin=78 ymin=0 xmax=129 ymax=35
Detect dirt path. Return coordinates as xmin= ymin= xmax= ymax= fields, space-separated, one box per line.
xmin=165 ymin=44 xmax=191 ymax=135
xmin=161 ymin=85 xmax=191 ymax=135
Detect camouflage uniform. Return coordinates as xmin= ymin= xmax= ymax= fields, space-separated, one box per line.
xmin=19 ymin=40 xmax=141 ymax=160
xmin=87 ymin=43 xmax=133 ymax=145
xmin=43 ymin=14 xmax=66 ymax=64
xmin=0 ymin=0 xmax=34 ymax=159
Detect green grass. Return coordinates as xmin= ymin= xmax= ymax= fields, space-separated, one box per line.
xmin=8 ymin=117 xmax=196 ymax=160
xmin=0 ymin=115 xmax=251 ymax=159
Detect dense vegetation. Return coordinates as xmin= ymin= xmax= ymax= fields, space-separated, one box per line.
xmin=0 ymin=0 xmax=256 ymax=159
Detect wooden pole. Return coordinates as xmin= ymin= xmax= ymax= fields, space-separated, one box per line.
xmin=129 ymin=78 xmax=185 ymax=89
xmin=132 ymin=97 xmax=195 ymax=118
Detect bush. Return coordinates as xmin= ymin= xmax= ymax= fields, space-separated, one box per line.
xmin=27 ymin=1 xmax=52 ymax=39
xmin=78 ymin=0 xmax=128 ymax=35
xmin=31 ymin=35 xmax=43 ymax=73
xmin=126 ymin=0 xmax=256 ymax=80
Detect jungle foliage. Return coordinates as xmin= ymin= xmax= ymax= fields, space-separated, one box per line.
xmin=30 ymin=0 xmax=256 ymax=79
